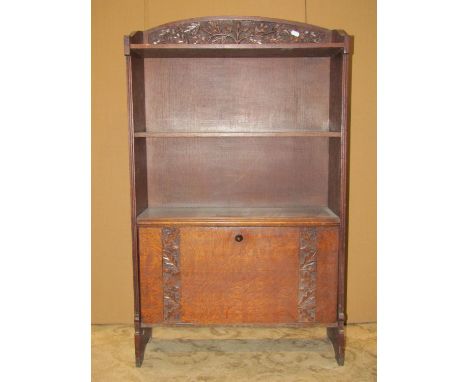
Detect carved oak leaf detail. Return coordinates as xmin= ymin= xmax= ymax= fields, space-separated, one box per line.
xmin=298 ymin=227 xmax=318 ymax=322
xmin=148 ymin=20 xmax=325 ymax=45
xmin=162 ymin=227 xmax=181 ymax=322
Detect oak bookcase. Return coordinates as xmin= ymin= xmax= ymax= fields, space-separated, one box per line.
xmin=124 ymin=16 xmax=352 ymax=367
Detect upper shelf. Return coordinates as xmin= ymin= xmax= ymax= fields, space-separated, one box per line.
xmin=129 ymin=43 xmax=346 ymax=58
xmin=134 ymin=131 xmax=341 ymax=138
xmin=124 ymin=16 xmax=351 ymax=57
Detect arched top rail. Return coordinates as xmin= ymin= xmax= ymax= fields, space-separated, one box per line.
xmin=141 ymin=16 xmax=336 ymax=45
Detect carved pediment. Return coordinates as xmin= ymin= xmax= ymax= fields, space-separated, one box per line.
xmin=147 ymin=17 xmax=330 ymax=45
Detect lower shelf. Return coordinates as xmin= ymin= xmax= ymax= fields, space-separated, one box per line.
xmin=136 ymin=206 xmax=340 ymax=226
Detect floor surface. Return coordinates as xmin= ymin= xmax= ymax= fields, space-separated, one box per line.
xmin=92 ymin=323 xmax=376 ymax=381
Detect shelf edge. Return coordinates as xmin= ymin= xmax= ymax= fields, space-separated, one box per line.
xmin=130 ymin=42 xmax=345 ymax=50
xmin=136 ymin=218 xmax=340 ymax=227
xmin=134 ymin=131 xmax=342 ymax=138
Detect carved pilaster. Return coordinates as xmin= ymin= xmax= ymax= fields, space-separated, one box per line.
xmin=162 ymin=227 xmax=181 ymax=322
xmin=298 ymin=227 xmax=318 ymax=322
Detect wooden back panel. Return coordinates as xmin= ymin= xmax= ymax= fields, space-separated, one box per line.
xmin=144 ymin=57 xmax=330 ymax=132
xmin=146 ymin=137 xmax=329 ymax=207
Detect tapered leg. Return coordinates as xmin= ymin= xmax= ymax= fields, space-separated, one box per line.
xmin=135 ymin=326 xmax=152 ymax=367
xmin=327 ymin=326 xmax=345 ymax=366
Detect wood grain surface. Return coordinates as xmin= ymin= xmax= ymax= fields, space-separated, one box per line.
xmin=146 ymin=137 xmax=329 ymax=208
xmin=298 ymin=228 xmax=318 ymax=322
xmin=179 ymin=227 xmax=300 ymax=324
xmin=135 ymin=131 xmax=341 ymax=137
xmin=145 ymin=17 xmax=330 ymax=45
xmin=130 ymin=44 xmax=345 ymax=58
xmin=138 ymin=227 xmax=163 ymax=323
xmin=137 ymin=225 xmax=339 ymax=325
xmin=144 ymin=57 xmax=330 ymax=133
xmin=125 ymin=16 xmax=353 ymax=366
xmin=162 ymin=227 xmax=181 ymax=322
xmin=137 ymin=206 xmax=340 ymax=226
xmin=315 ymin=227 xmax=339 ymax=323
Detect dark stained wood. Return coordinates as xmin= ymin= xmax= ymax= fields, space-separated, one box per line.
xmin=134 ymin=326 xmax=152 ymax=367
xmin=337 ymin=50 xmax=352 ymax=332
xmin=332 ymin=29 xmax=353 ymax=54
xmin=126 ymin=53 xmax=146 ymax=344
xmin=298 ymin=228 xmax=318 ymax=322
xmin=296 ymin=226 xmax=339 ymax=324
xmin=138 ymin=227 xmax=163 ymax=323
xmin=134 ymin=139 xmax=148 ymax=216
xmin=146 ymin=137 xmax=329 ymax=208
xmin=129 ymin=55 xmax=148 ymax=216
xmin=142 ymin=16 xmax=333 ymax=42
xmin=328 ymin=51 xmax=344 ymax=216
xmin=179 ymin=227 xmax=300 ymax=324
xmin=161 ymin=227 xmax=181 ymax=322
xmin=128 ymin=56 xmax=146 ymax=133
xmin=125 ymin=31 xmax=144 ymax=55
xmin=329 ymin=53 xmax=343 ymax=133
xmin=137 ymin=206 xmax=339 ymax=226
xmin=327 ymin=326 xmax=345 ymax=366
xmin=130 ymin=43 xmax=344 ymax=58
xmin=126 ymin=50 xmax=148 ymax=340
xmin=144 ymin=17 xmax=332 ymax=45
xmin=144 ymin=57 xmax=329 ymax=133
xmin=126 ymin=41 xmax=155 ymax=363
xmin=328 ymin=137 xmax=341 ymax=216
xmin=125 ymin=16 xmax=352 ymax=367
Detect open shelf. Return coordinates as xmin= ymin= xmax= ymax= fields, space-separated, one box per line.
xmin=128 ymin=27 xmax=346 ymax=231
xmin=137 ymin=206 xmax=340 ymax=226
xmin=134 ymin=131 xmax=341 ymax=138
xmin=140 ymin=56 xmax=333 ymax=134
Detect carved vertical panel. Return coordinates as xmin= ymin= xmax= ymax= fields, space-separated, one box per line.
xmin=298 ymin=227 xmax=318 ymax=322
xmin=162 ymin=227 xmax=181 ymax=321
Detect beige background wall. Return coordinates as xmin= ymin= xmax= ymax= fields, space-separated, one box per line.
xmin=92 ymin=0 xmax=376 ymax=323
